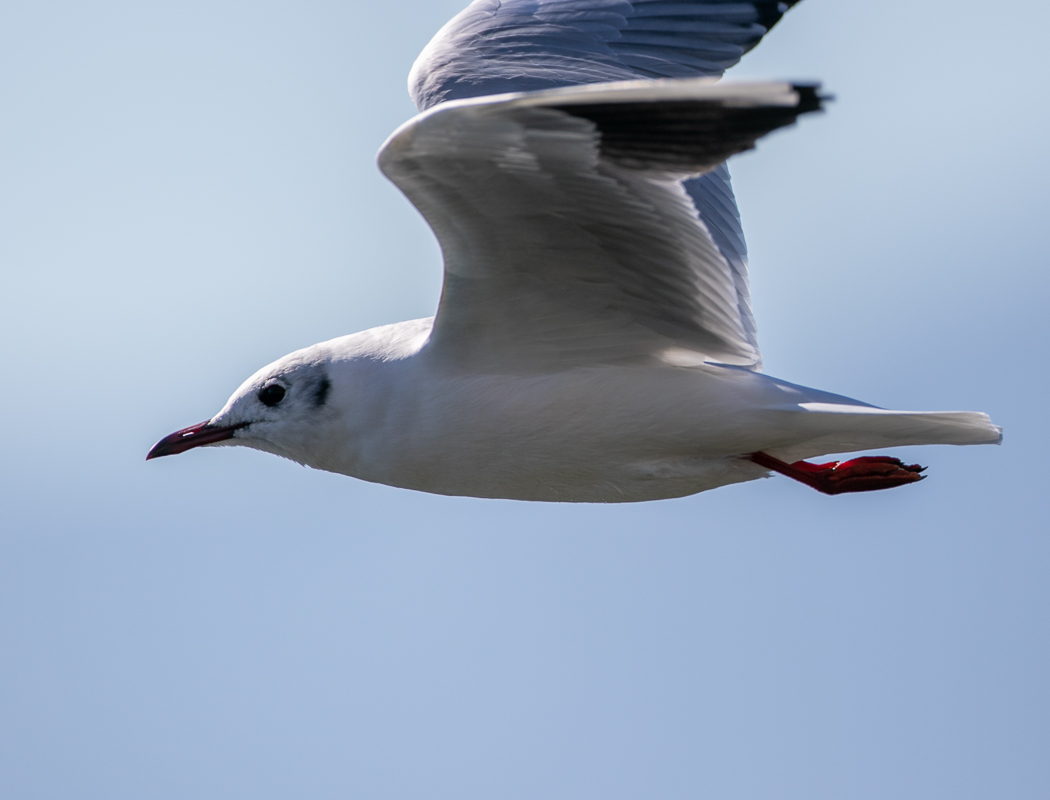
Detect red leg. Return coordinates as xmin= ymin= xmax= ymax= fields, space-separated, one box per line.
xmin=750 ymin=452 xmax=926 ymax=495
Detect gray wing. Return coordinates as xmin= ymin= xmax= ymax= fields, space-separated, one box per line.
xmin=409 ymin=0 xmax=803 ymax=108
xmin=408 ymin=0 xmax=804 ymax=363
xmin=379 ymin=80 xmax=823 ymax=372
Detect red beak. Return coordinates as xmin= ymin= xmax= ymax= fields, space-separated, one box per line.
xmin=146 ymin=420 xmax=248 ymax=460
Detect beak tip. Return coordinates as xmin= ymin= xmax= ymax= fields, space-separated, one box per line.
xmin=146 ymin=420 xmax=244 ymax=461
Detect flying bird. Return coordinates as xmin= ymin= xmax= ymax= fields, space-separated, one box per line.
xmin=148 ymin=0 xmax=1001 ymax=502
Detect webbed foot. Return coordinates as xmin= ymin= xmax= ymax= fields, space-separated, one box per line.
xmin=750 ymin=452 xmax=926 ymax=495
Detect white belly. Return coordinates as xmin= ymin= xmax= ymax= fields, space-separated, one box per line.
xmin=331 ymin=363 xmax=782 ymax=502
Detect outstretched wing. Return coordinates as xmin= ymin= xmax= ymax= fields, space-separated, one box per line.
xmin=407 ymin=0 xmax=804 ymax=364
xmin=409 ymin=0 xmax=802 ymax=109
xmin=379 ymin=79 xmax=823 ymax=372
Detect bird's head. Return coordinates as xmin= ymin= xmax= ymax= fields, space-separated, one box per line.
xmin=147 ymin=346 xmax=338 ymax=466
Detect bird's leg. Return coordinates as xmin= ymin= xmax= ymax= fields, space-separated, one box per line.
xmin=749 ymin=451 xmax=926 ymax=495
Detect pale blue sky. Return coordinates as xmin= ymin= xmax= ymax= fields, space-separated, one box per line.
xmin=1 ymin=1 xmax=1048 ymax=798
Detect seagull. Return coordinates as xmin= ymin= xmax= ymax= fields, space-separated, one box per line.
xmin=148 ymin=0 xmax=1001 ymax=502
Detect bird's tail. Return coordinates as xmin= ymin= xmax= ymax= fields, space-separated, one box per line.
xmin=766 ymin=403 xmax=1002 ymax=463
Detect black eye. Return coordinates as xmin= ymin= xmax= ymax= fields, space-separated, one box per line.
xmin=258 ymin=384 xmax=286 ymax=407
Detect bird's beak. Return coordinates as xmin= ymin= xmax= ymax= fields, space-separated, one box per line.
xmin=146 ymin=420 xmax=248 ymax=460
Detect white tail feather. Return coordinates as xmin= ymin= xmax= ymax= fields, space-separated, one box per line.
xmin=769 ymin=404 xmax=1002 ymax=463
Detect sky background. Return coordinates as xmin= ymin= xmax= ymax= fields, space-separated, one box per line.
xmin=1 ymin=1 xmax=1048 ymax=798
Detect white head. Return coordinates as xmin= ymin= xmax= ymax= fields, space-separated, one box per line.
xmin=148 ymin=319 xmax=433 ymax=472
xmin=147 ymin=344 xmax=341 ymax=468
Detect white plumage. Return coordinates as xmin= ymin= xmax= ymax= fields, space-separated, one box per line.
xmin=147 ymin=0 xmax=1001 ymax=502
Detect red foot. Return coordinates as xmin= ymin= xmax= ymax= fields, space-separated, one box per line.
xmin=750 ymin=452 xmax=926 ymax=495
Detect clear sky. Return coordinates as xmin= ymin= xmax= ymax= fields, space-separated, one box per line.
xmin=2 ymin=1 xmax=1048 ymax=798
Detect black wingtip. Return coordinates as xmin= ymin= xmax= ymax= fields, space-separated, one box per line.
xmin=791 ymin=83 xmax=833 ymax=114
xmin=755 ymin=0 xmax=805 ymax=32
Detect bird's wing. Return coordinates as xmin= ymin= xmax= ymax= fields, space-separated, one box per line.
xmin=409 ymin=0 xmax=802 ymax=109
xmin=378 ymin=79 xmax=822 ymax=371
xmin=408 ymin=1 xmax=804 ymax=364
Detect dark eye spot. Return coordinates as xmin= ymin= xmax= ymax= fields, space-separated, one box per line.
xmin=258 ymin=384 xmax=286 ymax=407
xmin=312 ymin=376 xmax=331 ymax=408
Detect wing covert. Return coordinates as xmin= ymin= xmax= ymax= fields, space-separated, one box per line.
xmin=406 ymin=1 xmax=805 ymax=365
xmin=379 ymin=80 xmax=823 ymax=372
